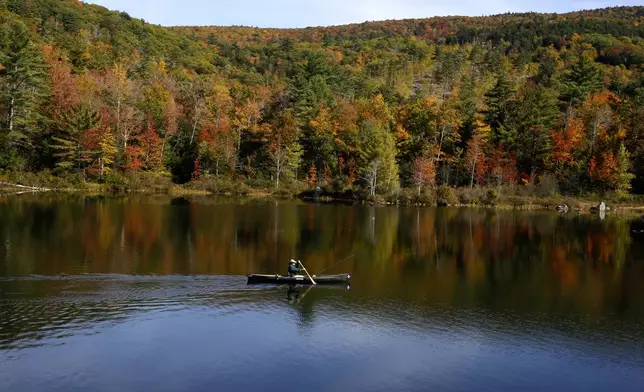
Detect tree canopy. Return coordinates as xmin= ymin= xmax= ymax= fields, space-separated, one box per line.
xmin=1 ymin=1 xmax=644 ymax=195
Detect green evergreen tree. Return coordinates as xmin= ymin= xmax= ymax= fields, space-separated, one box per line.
xmin=0 ymin=13 xmax=49 ymax=169
xmin=51 ymin=104 xmax=101 ymax=177
xmin=616 ymin=142 xmax=635 ymax=196
xmin=507 ymin=83 xmax=559 ymax=175
xmin=458 ymin=72 xmax=478 ymax=144
xmin=536 ymin=46 xmax=562 ymax=88
xmin=561 ymin=54 xmax=604 ymax=105
xmin=434 ymin=47 xmax=463 ymax=97
xmin=483 ymin=73 xmax=514 ymax=147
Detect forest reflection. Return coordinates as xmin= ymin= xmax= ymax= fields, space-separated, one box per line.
xmin=1 ymin=194 xmax=643 ymax=318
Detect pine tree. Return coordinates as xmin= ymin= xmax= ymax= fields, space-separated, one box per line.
xmin=508 ymin=83 xmax=560 ymax=175
xmin=458 ymin=72 xmax=478 ymax=144
xmin=0 ymin=15 xmax=49 ymax=168
xmin=616 ymin=142 xmax=635 ymax=196
xmin=561 ymin=54 xmax=604 ymax=105
xmin=51 ymin=104 xmax=102 ymax=177
xmin=483 ymin=73 xmax=514 ymax=146
xmin=536 ymin=45 xmax=561 ymax=87
xmin=434 ymin=47 xmax=463 ymax=98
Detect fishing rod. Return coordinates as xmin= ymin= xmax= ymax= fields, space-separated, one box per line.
xmin=317 ymin=254 xmax=355 ymax=274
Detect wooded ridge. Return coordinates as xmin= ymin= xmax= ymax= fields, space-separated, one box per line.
xmin=1 ymin=1 xmax=643 ymax=199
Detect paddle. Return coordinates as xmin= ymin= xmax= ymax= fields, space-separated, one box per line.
xmin=298 ymin=260 xmax=317 ymax=285
xmin=297 ymin=285 xmax=315 ymax=303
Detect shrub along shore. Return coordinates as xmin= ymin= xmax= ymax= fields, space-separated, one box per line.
xmin=2 ymin=171 xmax=643 ymax=215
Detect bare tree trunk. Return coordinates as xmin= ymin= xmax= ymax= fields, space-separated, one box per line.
xmin=276 ymin=158 xmax=281 ymax=189
xmin=161 ymin=136 xmax=167 ymax=167
xmin=437 ymin=125 xmax=445 ymax=162
xmin=116 ymin=97 xmax=121 ymax=141
xmin=190 ymin=120 xmax=198 ymax=146
xmin=470 ymin=158 xmax=477 ymax=188
xmin=236 ymin=128 xmax=242 ymax=172
xmin=370 ymin=162 xmax=378 ymax=197
xmin=8 ymin=96 xmax=15 ymax=132
xmin=590 ymin=118 xmax=599 ymax=156
xmin=189 ymin=99 xmax=203 ymax=146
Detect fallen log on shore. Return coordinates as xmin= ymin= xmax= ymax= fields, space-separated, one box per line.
xmin=0 ymin=181 xmax=51 ymax=192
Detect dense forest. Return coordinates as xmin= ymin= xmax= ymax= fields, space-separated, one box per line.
xmin=1 ymin=0 xmax=644 ymax=199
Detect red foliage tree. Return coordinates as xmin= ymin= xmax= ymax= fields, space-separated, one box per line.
xmin=140 ymin=114 xmax=163 ymax=171
xmin=551 ymin=117 xmax=585 ymax=166
xmin=306 ymin=164 xmax=318 ymax=187
xmin=589 ymin=153 xmax=618 ymax=188
xmin=412 ymin=156 xmax=436 ymax=195
xmin=46 ymin=54 xmax=79 ymax=119
xmin=347 ymin=158 xmax=357 ymax=187
xmin=192 ymin=158 xmax=202 ymax=180
xmin=489 ymin=144 xmax=518 ymax=187
xmin=124 ymin=146 xmax=144 ymax=172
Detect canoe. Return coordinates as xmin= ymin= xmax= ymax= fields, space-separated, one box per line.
xmin=247 ymin=273 xmax=351 ymax=285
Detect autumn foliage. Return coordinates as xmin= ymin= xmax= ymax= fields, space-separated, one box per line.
xmin=0 ymin=1 xmax=642 ymax=195
xmin=412 ymin=156 xmax=436 ymax=195
xmin=552 ymin=117 xmax=585 ymax=166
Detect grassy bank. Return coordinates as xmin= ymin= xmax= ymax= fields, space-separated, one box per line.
xmin=2 ymin=170 xmax=644 ymax=215
xmin=0 ymin=171 xmax=298 ymax=199
xmin=299 ymin=185 xmax=644 ymax=215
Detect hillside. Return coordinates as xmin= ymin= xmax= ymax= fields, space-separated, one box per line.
xmin=1 ymin=0 xmax=644 ymax=198
xmin=178 ymin=7 xmax=644 ymax=45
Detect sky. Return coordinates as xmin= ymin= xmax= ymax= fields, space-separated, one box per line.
xmin=86 ymin=0 xmax=642 ymax=28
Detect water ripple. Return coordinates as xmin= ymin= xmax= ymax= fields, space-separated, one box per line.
xmin=0 ymin=274 xmax=267 ymax=350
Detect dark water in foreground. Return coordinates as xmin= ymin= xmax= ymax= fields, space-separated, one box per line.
xmin=1 ymin=195 xmax=644 ymax=391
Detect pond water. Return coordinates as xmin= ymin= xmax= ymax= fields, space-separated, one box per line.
xmin=1 ymin=195 xmax=643 ymax=391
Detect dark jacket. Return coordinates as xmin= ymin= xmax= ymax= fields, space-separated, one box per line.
xmin=288 ymin=263 xmax=301 ymax=275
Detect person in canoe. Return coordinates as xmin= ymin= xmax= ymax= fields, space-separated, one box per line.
xmin=288 ymin=259 xmax=302 ymax=276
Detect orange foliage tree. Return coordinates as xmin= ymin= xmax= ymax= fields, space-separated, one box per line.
xmin=551 ymin=116 xmax=585 ymax=166
xmin=412 ymin=156 xmax=436 ymax=195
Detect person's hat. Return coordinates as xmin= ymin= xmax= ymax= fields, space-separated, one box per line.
xmin=289 ymin=259 xmax=297 ymax=264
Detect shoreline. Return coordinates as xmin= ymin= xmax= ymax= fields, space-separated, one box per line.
xmin=300 ymin=196 xmax=644 ymax=216
xmin=2 ymin=172 xmax=643 ymax=215
xmin=3 ymin=182 xmax=644 ymax=216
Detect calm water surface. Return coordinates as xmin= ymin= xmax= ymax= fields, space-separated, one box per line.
xmin=1 ymin=195 xmax=644 ymax=391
